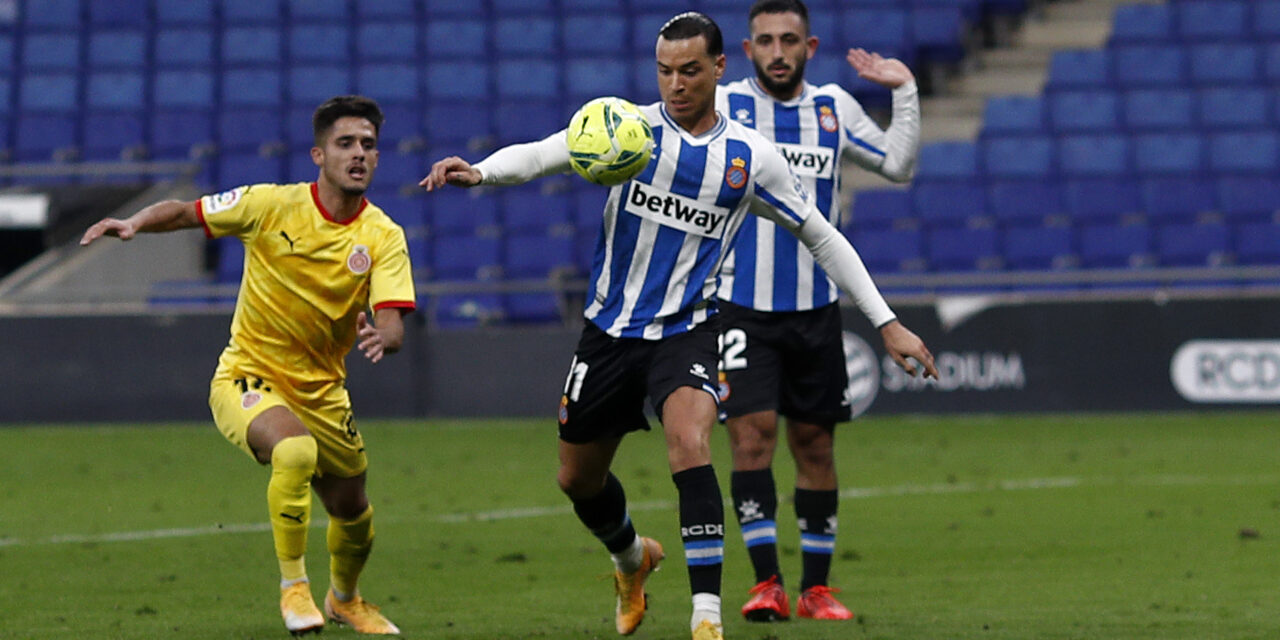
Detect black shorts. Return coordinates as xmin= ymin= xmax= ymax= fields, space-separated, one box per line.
xmin=557 ymin=318 xmax=721 ymax=445
xmin=717 ymin=300 xmax=851 ymax=426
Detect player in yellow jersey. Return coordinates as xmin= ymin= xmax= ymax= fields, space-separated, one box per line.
xmin=80 ymin=95 xmax=414 ymax=636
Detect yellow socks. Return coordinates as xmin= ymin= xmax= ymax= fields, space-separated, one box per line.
xmin=268 ymin=435 xmax=318 ymax=582
xmin=327 ymin=505 xmax=374 ymax=600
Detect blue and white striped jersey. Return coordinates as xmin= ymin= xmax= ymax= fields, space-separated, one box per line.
xmin=579 ymin=102 xmax=815 ymax=339
xmin=715 ymin=77 xmax=920 ymax=312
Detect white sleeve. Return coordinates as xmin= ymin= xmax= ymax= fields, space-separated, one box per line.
xmin=795 ymin=213 xmax=897 ymax=328
xmin=473 ymin=130 xmax=573 ymax=186
xmin=838 ymin=81 xmax=920 ymax=183
xmin=746 ymin=141 xmax=813 ymax=231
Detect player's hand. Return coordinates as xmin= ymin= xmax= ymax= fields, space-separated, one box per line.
xmin=879 ymin=320 xmax=938 ymax=379
xmin=419 ymin=156 xmax=483 ymax=191
xmin=79 ymin=218 xmax=137 ymax=246
xmin=847 ymin=48 xmax=914 ymax=89
xmin=356 ymin=311 xmax=387 ymax=363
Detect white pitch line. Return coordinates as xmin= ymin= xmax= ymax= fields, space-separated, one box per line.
xmin=3 ymin=473 xmax=1275 ymax=548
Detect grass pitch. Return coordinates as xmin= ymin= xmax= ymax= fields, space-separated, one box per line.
xmin=2 ymin=412 xmax=1279 ymax=639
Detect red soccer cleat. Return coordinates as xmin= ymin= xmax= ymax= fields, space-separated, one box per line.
xmin=796 ymin=585 xmax=854 ymax=620
xmin=741 ymin=575 xmax=790 ymax=622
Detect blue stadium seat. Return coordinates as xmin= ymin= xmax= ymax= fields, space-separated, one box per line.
xmin=505 ymin=293 xmax=565 ymax=324
xmin=22 ymin=33 xmax=80 ymax=71
xmin=1176 ymin=0 xmax=1247 ymax=41
xmin=501 ymin=185 xmax=571 ymax=234
xmin=1155 ymin=221 xmax=1230 ymax=267
xmin=494 ymin=100 xmax=564 ymax=143
xmin=287 ymin=65 xmax=353 ymax=106
xmin=432 ymin=235 xmax=502 ymax=280
xmin=424 ymin=20 xmax=488 ymax=58
xmin=429 ymin=190 xmax=500 ymax=237
xmin=980 ymin=96 xmax=1045 ymax=136
xmin=222 ymin=0 xmax=283 ymax=24
xmin=913 ymin=182 xmax=986 ymax=227
xmin=915 ymin=141 xmax=978 ymax=182
xmin=357 ymin=63 xmax=419 ymax=105
xmin=1122 ymin=89 xmax=1194 ymax=131
xmin=155 ymin=0 xmax=213 ymax=24
xmin=421 ymin=0 xmax=486 ymax=15
xmin=630 ymin=55 xmax=661 ymax=106
xmin=407 ymin=233 xmax=431 ymax=281
xmin=425 ymin=100 xmax=492 ymax=143
xmin=505 ymin=232 xmax=576 ymax=278
xmin=495 ymin=17 xmax=556 ymax=56
xmin=911 ymin=7 xmax=966 ymax=64
xmin=927 ymin=227 xmax=1000 ymax=271
xmin=374 ymin=149 xmax=426 ymax=190
xmin=1235 ymin=222 xmax=1280 ymax=265
xmin=495 ymin=59 xmax=561 ymax=100
xmin=849 ymin=188 xmax=915 ymax=231
xmin=1003 ymin=225 xmax=1075 ymax=270
xmin=1140 ymin=177 xmax=1218 ymax=223
xmin=13 ymin=114 xmax=76 ymax=163
xmin=289 ymin=24 xmax=348 ymax=63
xmin=1209 ymin=131 xmax=1279 ymax=176
xmin=1063 ymin=178 xmax=1141 ymax=224
xmin=154 ymin=28 xmax=215 ymax=67
xmin=216 ymin=237 xmax=245 ymax=283
xmin=987 ymin=180 xmax=1066 ymax=227
xmin=1112 ymin=45 xmax=1186 ymax=87
xmin=288 ymin=0 xmax=347 ymax=19
xmin=492 ymin=0 xmax=553 ymax=9
xmin=1045 ymin=50 xmax=1110 ymax=89
xmin=218 ymin=107 xmax=283 ymax=150
xmin=1057 ymin=133 xmax=1130 ymax=178
xmin=377 ymin=103 xmax=424 ymax=146
xmin=1217 ymin=176 xmax=1280 ymax=223
xmin=150 ymin=109 xmax=215 ymax=158
xmin=222 ymin=68 xmax=282 ymax=107
xmin=433 ymin=293 xmax=504 ymax=328
xmin=287 ymin=149 xmax=316 ymax=182
xmin=0 ymin=35 xmax=11 ymax=76
xmin=981 ymin=135 xmax=1053 ymax=179
xmin=563 ymin=14 xmax=626 ymax=55
xmin=426 ymin=62 xmax=489 ymax=100
xmin=89 ymin=0 xmax=146 ymax=26
xmin=1266 ymin=44 xmax=1280 ymax=84
xmin=19 ymin=73 xmax=79 ymax=112
xmin=1108 ymin=3 xmax=1172 ymax=44
xmin=1198 ymin=87 xmax=1269 ymax=129
xmin=566 ymin=59 xmax=631 ymax=104
xmin=631 ymin=13 xmax=674 ymax=55
xmin=88 ymin=31 xmax=145 ymax=69
xmin=23 ymin=0 xmax=81 ymax=28
xmin=223 ymin=27 xmax=283 ymax=65
xmin=1078 ymin=221 xmax=1151 ymax=268
xmin=1188 ymin=44 xmax=1259 ymax=86
xmin=85 ymin=71 xmax=144 ymax=110
xmin=1254 ymin=1 xmax=1280 ymax=40
xmin=358 ymin=0 xmax=415 ymax=19
xmin=846 ymin=225 xmax=924 ymax=274
xmin=1133 ymin=133 xmax=1204 ymax=176
xmin=357 ymin=23 xmax=417 ymax=62
xmin=1047 ymin=90 xmax=1120 ymax=132
xmin=840 ymin=8 xmax=914 ymax=63
xmin=218 ymin=151 xmax=285 ymax=188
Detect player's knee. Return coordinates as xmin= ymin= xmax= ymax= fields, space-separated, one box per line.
xmin=271 ymin=435 xmax=318 ymax=473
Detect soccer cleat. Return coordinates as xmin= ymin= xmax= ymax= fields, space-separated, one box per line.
xmin=614 ymin=536 xmax=665 ymax=635
xmin=741 ymin=575 xmax=790 ymax=622
xmin=796 ymin=585 xmax=854 ymax=620
xmin=692 ymin=619 xmax=725 ymax=640
xmin=280 ymin=581 xmax=324 ymax=636
xmin=324 ymin=589 xmax=401 ymax=635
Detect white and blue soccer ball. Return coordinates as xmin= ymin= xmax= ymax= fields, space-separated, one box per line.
xmin=566 ymin=97 xmax=655 ymax=187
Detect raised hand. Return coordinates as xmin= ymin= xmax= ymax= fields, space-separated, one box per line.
xmin=847 ymin=48 xmax=915 ymax=89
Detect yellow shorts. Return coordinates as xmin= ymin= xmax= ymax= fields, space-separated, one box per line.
xmin=208 ymin=370 xmax=368 ymax=478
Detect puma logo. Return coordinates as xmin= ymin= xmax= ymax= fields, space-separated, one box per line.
xmin=280 ymin=231 xmax=299 ymax=251
xmin=279 ymin=512 xmax=304 ymax=523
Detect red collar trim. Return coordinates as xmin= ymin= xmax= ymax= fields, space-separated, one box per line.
xmin=310 ymin=182 xmax=368 ymax=226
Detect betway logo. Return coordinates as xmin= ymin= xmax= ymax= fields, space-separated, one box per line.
xmin=777 ymin=143 xmax=835 ymax=179
xmin=625 ymin=182 xmax=729 ymax=238
xmin=1171 ymin=340 xmax=1280 ymax=403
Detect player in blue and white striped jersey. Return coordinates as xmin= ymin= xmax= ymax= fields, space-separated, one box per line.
xmin=714 ymin=0 xmax=922 ymax=624
xmin=421 ymin=12 xmax=935 ymax=640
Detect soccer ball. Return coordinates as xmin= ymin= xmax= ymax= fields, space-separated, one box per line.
xmin=566 ymin=97 xmax=655 ymax=186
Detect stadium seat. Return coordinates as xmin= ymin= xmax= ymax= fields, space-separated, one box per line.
xmin=1078 ymin=221 xmax=1152 ymax=268
xmin=377 ymin=103 xmax=425 ymax=147
xmin=566 ymin=59 xmax=632 ymax=105
xmin=153 ymin=70 xmax=215 ymax=109
xmin=286 ymin=149 xmax=316 ymax=182
xmin=1266 ymin=44 xmax=1280 ymax=84
xmin=425 ymin=62 xmax=489 ymax=100
xmin=1112 ymin=45 xmax=1186 ymax=87
xmin=505 ymin=293 xmax=566 ymax=324
xmin=987 ymin=180 xmax=1066 ymax=227
xmin=223 ymin=27 xmax=283 ymax=65
xmin=18 ymin=73 xmax=79 ymax=112
xmin=423 ymin=19 xmax=488 ymax=58
xmin=1235 ymin=222 xmax=1280 ymax=265
xmin=425 ymin=100 xmax=492 ymax=143
xmin=1133 ymin=133 xmax=1204 ymax=176
xmin=154 ymin=28 xmax=215 ymax=68
xmin=495 ymin=59 xmax=560 ymax=100
xmin=840 ymin=8 xmax=914 ymax=63
xmin=1003 ymin=225 xmax=1075 ymax=270
xmin=1121 ymin=89 xmax=1194 ymax=132
xmin=429 ymin=190 xmax=500 ymax=237
xmin=14 ymin=113 xmax=77 ymax=162
xmin=407 ymin=232 xmax=431 ymax=281
xmin=1047 ymin=90 xmax=1120 ymax=132
xmin=288 ymin=0 xmax=347 ymax=20
xmin=358 ymin=0 xmax=415 ymax=19
xmin=150 ymin=109 xmax=215 ymax=158
xmin=288 ymin=65 xmax=354 ymax=106
xmin=357 ymin=63 xmax=420 ymax=106
xmin=981 ymin=135 xmax=1053 ymax=179
xmin=222 ymin=68 xmax=283 ymax=108
xmin=1175 ymin=0 xmax=1247 ymax=41
xmin=218 ymin=107 xmax=283 ymax=151
xmin=495 ymin=17 xmax=556 ymax=56
xmin=563 ymin=14 xmax=626 ymax=55
xmin=1197 ymin=87 xmax=1269 ymax=130
xmin=1057 ymin=133 xmax=1130 ymax=178
xmin=222 ymin=0 xmax=283 ymax=23
xmin=494 ymin=100 xmax=564 ymax=143
xmin=1045 ymin=49 xmax=1110 ymax=89
xmin=432 ymin=235 xmax=502 ymax=280
xmin=85 ymin=71 xmax=144 ymax=111
xmin=500 ymin=185 xmax=571 ymax=234
xmin=1155 ymin=221 xmax=1230 ymax=267
xmin=1217 ymin=176 xmax=1280 ymax=223
xmin=493 ymin=0 xmax=553 ymax=10
xmin=913 ymin=182 xmax=987 ymax=228
xmin=22 ymin=33 xmax=80 ymax=71
xmin=1254 ymin=1 xmax=1280 ymax=40
xmin=156 ymin=0 xmax=214 ymax=25
xmin=357 ymin=23 xmax=417 ymax=62
xmin=915 ymin=141 xmax=978 ymax=182
xmin=927 ymin=227 xmax=1000 ymax=271
xmin=1188 ymin=44 xmax=1260 ymax=86
xmin=1140 ymin=177 xmax=1218 ymax=223
xmin=433 ymin=293 xmax=505 ymax=328
xmin=87 ymin=31 xmax=146 ymax=69
xmin=23 ymin=0 xmax=81 ymax=28
xmin=850 ymin=227 xmax=925 ymax=273
xmin=911 ymin=7 xmax=966 ymax=64
xmin=1062 ymin=178 xmax=1142 ymax=224
xmin=848 ymin=188 xmax=915 ymax=231
xmin=82 ymin=113 xmax=144 ymax=163
xmin=218 ymin=151 xmax=285 ymax=189
xmin=1108 ymin=2 xmax=1172 ymax=44
xmin=1208 ymin=131 xmax=1279 ymax=176
xmin=216 ymin=237 xmax=246 ymax=283
xmin=504 ymin=233 xmax=576 ymax=278
xmin=980 ymin=96 xmax=1045 ymax=136
xmin=289 ymin=24 xmax=348 ymax=63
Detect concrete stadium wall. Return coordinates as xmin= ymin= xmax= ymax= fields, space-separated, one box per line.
xmin=1 ymin=297 xmax=1277 ymax=424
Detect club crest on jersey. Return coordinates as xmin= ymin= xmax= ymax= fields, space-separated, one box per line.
xmin=241 ymin=391 xmax=262 ymax=410
xmin=558 ymin=395 xmax=569 ymax=425
xmin=725 ymin=157 xmax=748 ymax=190
xmin=202 ymin=186 xmax=247 ymax=215
xmin=819 ymin=105 xmax=838 ymax=133
xmin=718 ymin=371 xmax=731 ymax=402
xmin=347 ymin=245 xmax=371 ymax=274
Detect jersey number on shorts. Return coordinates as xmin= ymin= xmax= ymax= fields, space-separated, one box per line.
xmin=562 ymin=357 xmax=589 ymax=403
xmin=719 ymin=328 xmax=748 ymax=371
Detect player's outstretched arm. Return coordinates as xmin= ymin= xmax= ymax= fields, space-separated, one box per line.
xmin=79 ymin=199 xmax=200 ymax=246
xmin=355 ymin=308 xmax=405 ymax=364
xmin=419 ymin=157 xmax=483 ymax=192
xmin=847 ymin=48 xmax=915 ymax=88
xmin=420 ymin=131 xmax=573 ymax=193
xmin=879 ymin=320 xmax=938 ymax=379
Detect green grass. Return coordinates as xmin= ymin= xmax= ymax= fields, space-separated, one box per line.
xmin=3 ymin=412 xmax=1280 ymax=639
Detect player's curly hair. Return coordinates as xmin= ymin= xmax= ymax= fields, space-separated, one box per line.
xmin=312 ymin=95 xmax=385 ymax=145
xmin=749 ymin=0 xmax=810 ymax=31
xmin=659 ymin=11 xmax=724 ymax=57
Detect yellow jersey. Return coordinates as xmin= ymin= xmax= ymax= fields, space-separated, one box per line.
xmin=198 ymin=182 xmax=416 ymax=399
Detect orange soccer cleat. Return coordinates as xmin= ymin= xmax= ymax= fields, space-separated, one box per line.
xmin=280 ymin=581 xmax=324 ymax=636
xmin=324 ymin=589 xmax=401 ymax=635
xmin=614 ymin=537 xmax=665 ymax=635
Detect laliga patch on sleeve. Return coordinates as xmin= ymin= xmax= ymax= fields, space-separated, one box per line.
xmin=201 ymin=186 xmax=248 ymax=215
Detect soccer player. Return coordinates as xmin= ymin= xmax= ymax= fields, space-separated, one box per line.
xmin=714 ymin=0 xmax=923 ymax=623
xmin=420 ymin=12 xmax=936 ymax=640
xmin=80 ymin=96 xmax=413 ymax=636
